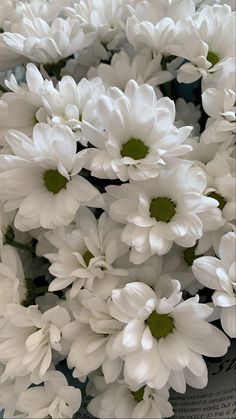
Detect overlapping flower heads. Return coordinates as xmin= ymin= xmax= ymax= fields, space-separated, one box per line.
xmin=0 ymin=1 xmax=235 ymax=418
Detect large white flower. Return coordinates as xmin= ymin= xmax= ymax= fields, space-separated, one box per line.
xmin=0 ymin=123 xmax=103 ymax=230
xmin=82 ymin=80 xmax=192 ymax=181
xmin=0 ymin=245 xmax=26 ymax=315
xmin=44 ymin=208 xmax=128 ymax=298
xmin=107 ymin=279 xmax=230 ymax=390
xmin=88 ymin=377 xmax=174 ymax=419
xmin=126 ymin=0 xmax=196 ymax=55
xmin=193 ymin=232 xmax=236 ymax=337
xmin=0 ymin=303 xmax=70 ymax=383
xmin=17 ymin=370 xmax=81 ymax=419
xmin=107 ymin=163 xmax=221 ymax=262
xmin=172 ymin=5 xmax=235 ymax=83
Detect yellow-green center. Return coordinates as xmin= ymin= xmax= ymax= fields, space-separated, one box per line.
xmin=208 ymin=192 xmax=226 ymax=211
xmin=207 ymin=51 xmax=220 ymax=67
xmin=131 ymin=386 xmax=145 ymax=403
xmin=121 ymin=138 xmax=149 ymax=160
xmin=150 ymin=197 xmax=176 ymax=223
xmin=83 ymin=250 xmax=94 ymax=266
xmin=146 ymin=311 xmax=174 ymax=339
xmin=43 ymin=169 xmax=68 ymax=194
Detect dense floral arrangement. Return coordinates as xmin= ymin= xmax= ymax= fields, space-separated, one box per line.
xmin=0 ymin=0 xmax=235 ymax=418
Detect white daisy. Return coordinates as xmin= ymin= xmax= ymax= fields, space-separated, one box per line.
xmin=193 ymin=232 xmax=236 ymax=337
xmin=0 ymin=123 xmax=103 ymax=231
xmin=126 ymin=0 xmax=196 ymax=55
xmin=107 ymin=279 xmax=230 ymax=390
xmin=0 ymin=303 xmax=70 ymax=383
xmin=172 ymin=5 xmax=235 ymax=83
xmin=87 ymin=377 xmax=174 ymax=419
xmin=82 ymin=80 xmax=192 ymax=181
xmin=45 ymin=208 xmax=128 ymax=299
xmin=17 ymin=370 xmax=81 ymax=419
xmin=0 ymin=245 xmax=26 ymax=315
xmin=88 ymin=49 xmax=173 ymax=91
xmin=106 ymin=162 xmax=221 ymax=262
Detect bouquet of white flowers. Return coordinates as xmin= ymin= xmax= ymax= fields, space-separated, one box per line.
xmin=0 ymin=0 xmax=235 ymax=418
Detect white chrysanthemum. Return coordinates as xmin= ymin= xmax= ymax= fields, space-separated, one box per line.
xmin=88 ymin=49 xmax=173 ymax=90
xmin=88 ymin=377 xmax=174 ymax=419
xmin=0 ymin=16 xmax=95 ymax=68
xmin=41 ymin=75 xmax=106 ymax=145
xmin=82 ymin=80 xmax=192 ymax=181
xmin=201 ymin=63 xmax=236 ymax=144
xmin=17 ymin=370 xmax=81 ymax=419
xmin=107 ymin=280 xmax=230 ymax=390
xmin=66 ymin=0 xmax=127 ymax=49
xmin=126 ymin=0 xmax=196 ymax=55
xmin=0 ymin=303 xmax=70 ymax=383
xmin=193 ymin=232 xmax=236 ymax=338
xmin=172 ymin=5 xmax=235 ymax=83
xmin=45 ymin=208 xmax=128 ymax=299
xmin=0 ymin=63 xmax=48 ymax=142
xmin=63 ymin=295 xmax=123 ymax=382
xmin=107 ymin=163 xmax=221 ymax=262
xmin=0 ymin=245 xmax=26 ymax=315
xmin=0 ymin=123 xmax=103 ymax=231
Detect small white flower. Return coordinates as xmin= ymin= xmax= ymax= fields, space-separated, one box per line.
xmin=193 ymin=232 xmax=236 ymax=337
xmin=83 ymin=80 xmax=192 ymax=181
xmin=175 ymin=98 xmax=201 ymax=136
xmin=88 ymin=378 xmax=174 ymax=419
xmin=0 ymin=245 xmax=26 ymax=315
xmin=88 ymin=49 xmax=173 ymax=90
xmin=0 ymin=303 xmax=70 ymax=383
xmin=107 ymin=163 xmax=221 ymax=262
xmin=45 ymin=208 xmax=128 ymax=299
xmin=107 ymin=279 xmax=230 ymax=390
xmin=17 ymin=370 xmax=81 ymax=419
xmin=0 ymin=123 xmax=103 ymax=230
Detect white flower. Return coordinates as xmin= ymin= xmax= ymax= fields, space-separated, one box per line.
xmin=0 ymin=63 xmax=48 ymax=142
xmin=66 ymin=0 xmax=127 ymax=49
xmin=201 ymin=66 xmax=236 ymax=144
xmin=82 ymin=80 xmax=192 ymax=181
xmin=41 ymin=75 xmax=106 ymax=145
xmin=0 ymin=123 xmax=103 ymax=230
xmin=107 ymin=163 xmax=221 ymax=262
xmin=175 ymin=98 xmax=201 ymax=136
xmin=0 ymin=16 xmax=96 ymax=67
xmin=126 ymin=0 xmax=196 ymax=55
xmin=107 ymin=279 xmax=230 ymax=390
xmin=172 ymin=5 xmax=235 ymax=83
xmin=0 ymin=245 xmax=26 ymax=315
xmin=45 ymin=208 xmax=128 ymax=299
xmin=0 ymin=303 xmax=70 ymax=383
xmin=88 ymin=378 xmax=174 ymax=419
xmin=17 ymin=370 xmax=81 ymax=418
xmin=193 ymin=232 xmax=236 ymax=337
xmin=88 ymin=49 xmax=173 ymax=90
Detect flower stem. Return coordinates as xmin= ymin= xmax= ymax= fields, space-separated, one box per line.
xmin=5 ymin=239 xmax=34 ymax=253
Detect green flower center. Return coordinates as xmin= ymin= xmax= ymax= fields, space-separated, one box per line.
xmin=43 ymin=169 xmax=69 ymax=194
xmin=207 ymin=51 xmax=220 ymax=67
xmin=183 ymin=245 xmax=201 ymax=266
xmin=208 ymin=192 xmax=226 ymax=211
xmin=121 ymin=138 xmax=149 ymax=160
xmin=83 ymin=250 xmax=94 ymax=266
xmin=146 ymin=311 xmax=174 ymax=339
xmin=131 ymin=386 xmax=145 ymax=403
xmin=149 ymin=197 xmax=176 ymax=223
